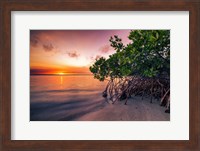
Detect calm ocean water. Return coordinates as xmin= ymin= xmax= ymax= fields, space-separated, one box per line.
xmin=30 ymin=75 xmax=107 ymax=121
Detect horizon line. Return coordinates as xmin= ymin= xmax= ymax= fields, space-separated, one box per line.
xmin=30 ymin=73 xmax=93 ymax=76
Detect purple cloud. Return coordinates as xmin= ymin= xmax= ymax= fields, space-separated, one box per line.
xmin=67 ymin=51 xmax=80 ymax=58
xmin=30 ymin=36 xmax=39 ymax=47
xmin=43 ymin=43 xmax=54 ymax=52
xmin=99 ymin=45 xmax=112 ymax=53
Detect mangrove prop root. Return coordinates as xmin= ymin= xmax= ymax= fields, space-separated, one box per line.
xmin=102 ymin=76 xmax=170 ymax=113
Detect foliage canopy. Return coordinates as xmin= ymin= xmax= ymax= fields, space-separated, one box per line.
xmin=90 ymin=30 xmax=170 ymax=81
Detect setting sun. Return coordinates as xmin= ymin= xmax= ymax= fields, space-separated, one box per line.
xmin=30 ymin=30 xmax=131 ymax=75
xmin=58 ymin=72 xmax=65 ymax=75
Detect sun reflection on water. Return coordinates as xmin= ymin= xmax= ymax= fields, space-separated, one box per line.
xmin=60 ymin=76 xmax=63 ymax=85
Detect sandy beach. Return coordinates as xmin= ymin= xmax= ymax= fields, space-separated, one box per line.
xmin=76 ymin=96 xmax=170 ymax=121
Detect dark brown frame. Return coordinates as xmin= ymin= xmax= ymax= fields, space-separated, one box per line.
xmin=0 ymin=0 xmax=200 ymax=151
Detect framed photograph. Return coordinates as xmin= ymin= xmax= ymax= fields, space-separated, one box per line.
xmin=0 ymin=0 xmax=200 ymax=150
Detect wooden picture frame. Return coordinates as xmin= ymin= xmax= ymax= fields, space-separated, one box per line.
xmin=0 ymin=0 xmax=199 ymax=150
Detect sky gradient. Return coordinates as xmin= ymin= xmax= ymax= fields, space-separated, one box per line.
xmin=30 ymin=30 xmax=131 ymax=75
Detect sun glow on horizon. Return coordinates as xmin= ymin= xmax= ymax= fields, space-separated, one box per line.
xmin=57 ymin=72 xmax=65 ymax=75
xmin=30 ymin=30 xmax=131 ymax=75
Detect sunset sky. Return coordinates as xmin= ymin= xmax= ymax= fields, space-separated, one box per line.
xmin=30 ymin=30 xmax=131 ymax=75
